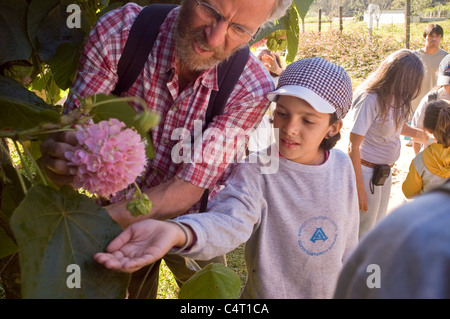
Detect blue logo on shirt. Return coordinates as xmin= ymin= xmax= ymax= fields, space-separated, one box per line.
xmin=310 ymin=227 xmax=328 ymax=243
xmin=298 ymin=216 xmax=338 ymax=256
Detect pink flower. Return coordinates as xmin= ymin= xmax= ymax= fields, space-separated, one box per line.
xmin=65 ymin=119 xmax=147 ymax=198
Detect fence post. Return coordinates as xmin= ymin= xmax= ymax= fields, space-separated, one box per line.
xmin=405 ymin=0 xmax=410 ymax=49
xmin=339 ymin=6 xmax=343 ymax=31
xmin=318 ymin=9 xmax=322 ymax=33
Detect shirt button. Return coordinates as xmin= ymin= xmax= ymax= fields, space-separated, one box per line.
xmin=171 ymin=106 xmax=178 ymax=112
xmin=163 ymin=138 xmax=169 ymax=144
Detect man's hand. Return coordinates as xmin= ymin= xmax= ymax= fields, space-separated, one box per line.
xmin=40 ymin=131 xmax=78 ymax=186
xmin=94 ymin=219 xmax=190 ymax=273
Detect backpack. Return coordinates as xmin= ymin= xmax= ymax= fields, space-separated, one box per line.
xmin=112 ymin=4 xmax=250 ymax=212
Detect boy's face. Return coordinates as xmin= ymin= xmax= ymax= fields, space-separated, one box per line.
xmin=273 ymin=95 xmax=342 ymax=165
xmin=424 ymin=32 xmax=442 ymax=50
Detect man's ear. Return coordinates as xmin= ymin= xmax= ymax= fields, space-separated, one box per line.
xmin=328 ymin=119 xmax=343 ymax=138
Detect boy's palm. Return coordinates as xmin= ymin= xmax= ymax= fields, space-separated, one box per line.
xmin=94 ymin=220 xmax=178 ymax=273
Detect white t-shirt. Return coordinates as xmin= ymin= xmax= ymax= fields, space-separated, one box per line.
xmin=349 ymin=92 xmax=403 ymax=165
xmin=412 ymin=87 xmax=450 ymax=129
xmin=411 ymin=49 xmax=448 ymax=113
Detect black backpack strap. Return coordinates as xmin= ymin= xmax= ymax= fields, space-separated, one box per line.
xmin=111 ymin=4 xmax=177 ymax=96
xmin=199 ymin=46 xmax=250 ymax=212
xmin=203 ymin=46 xmax=250 ymax=129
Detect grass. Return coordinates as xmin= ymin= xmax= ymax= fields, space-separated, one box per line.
xmin=301 ymin=18 xmax=450 ymax=51
xmin=156 ymin=244 xmax=247 ymax=299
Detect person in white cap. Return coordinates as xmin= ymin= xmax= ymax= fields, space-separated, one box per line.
xmin=94 ymin=57 xmax=360 ymax=299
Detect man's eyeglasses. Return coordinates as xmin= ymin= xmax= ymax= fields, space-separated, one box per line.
xmin=195 ymin=0 xmax=260 ymax=41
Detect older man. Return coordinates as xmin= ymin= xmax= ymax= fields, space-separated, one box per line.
xmin=41 ymin=0 xmax=292 ymax=298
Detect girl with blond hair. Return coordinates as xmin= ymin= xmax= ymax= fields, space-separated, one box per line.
xmin=348 ymin=49 xmax=433 ymax=238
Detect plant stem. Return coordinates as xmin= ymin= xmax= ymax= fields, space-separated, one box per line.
xmin=133 ymin=181 xmax=142 ymax=195
xmin=20 ymin=141 xmax=48 ymax=187
xmin=12 ymin=140 xmax=34 ymax=187
xmin=0 ymin=141 xmax=27 ymax=196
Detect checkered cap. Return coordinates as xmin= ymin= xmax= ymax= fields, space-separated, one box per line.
xmin=267 ymin=57 xmax=353 ymax=119
xmin=437 ymin=54 xmax=450 ymax=86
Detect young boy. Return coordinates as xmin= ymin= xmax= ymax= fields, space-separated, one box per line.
xmin=94 ymin=58 xmax=360 ymax=299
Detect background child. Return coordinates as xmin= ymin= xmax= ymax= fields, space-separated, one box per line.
xmin=94 ymin=57 xmax=360 ymax=299
xmin=402 ymin=99 xmax=450 ymax=198
xmin=348 ymin=49 xmax=431 ymax=239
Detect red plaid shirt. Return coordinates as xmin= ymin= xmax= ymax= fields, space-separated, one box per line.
xmin=65 ymin=3 xmax=273 ymax=209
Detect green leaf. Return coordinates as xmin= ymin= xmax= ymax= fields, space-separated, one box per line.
xmin=0 ymin=0 xmax=33 ymax=66
xmin=294 ymin=0 xmax=314 ymax=21
xmin=286 ymin=6 xmax=300 ymax=63
xmin=47 ymin=42 xmax=81 ymax=90
xmin=0 ymin=75 xmax=49 ymax=108
xmin=0 ymin=95 xmax=60 ymax=133
xmin=34 ymin=2 xmax=85 ymax=63
xmin=10 ymin=184 xmax=129 ymax=298
xmin=0 ymin=164 xmax=21 ymax=258
xmin=178 ymin=263 xmax=241 ymax=299
xmin=27 ymin=0 xmax=59 ymax=51
xmin=0 ymin=227 xmax=17 ymax=259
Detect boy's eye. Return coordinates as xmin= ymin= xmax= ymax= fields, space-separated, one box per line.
xmin=275 ymin=110 xmax=288 ymax=117
xmin=303 ymin=119 xmax=314 ymax=125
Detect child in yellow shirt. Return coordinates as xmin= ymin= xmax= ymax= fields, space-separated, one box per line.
xmin=402 ymin=99 xmax=450 ymax=198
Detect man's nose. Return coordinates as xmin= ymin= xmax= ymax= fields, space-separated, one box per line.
xmin=205 ymin=20 xmax=228 ymax=48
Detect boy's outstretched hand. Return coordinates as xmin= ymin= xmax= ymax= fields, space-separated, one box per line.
xmin=94 ymin=219 xmax=189 ymax=273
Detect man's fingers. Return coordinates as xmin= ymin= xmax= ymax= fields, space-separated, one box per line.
xmin=52 ymin=131 xmax=78 ymax=145
xmin=41 ymin=154 xmax=73 ymax=176
xmin=40 ymin=139 xmax=75 ymax=159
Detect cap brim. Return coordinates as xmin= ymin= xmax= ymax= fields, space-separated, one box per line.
xmin=267 ymin=85 xmax=335 ymax=114
xmin=437 ymin=75 xmax=450 ymax=86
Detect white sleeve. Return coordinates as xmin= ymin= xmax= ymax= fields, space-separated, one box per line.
xmin=411 ymin=95 xmax=428 ymax=129
xmin=349 ymin=93 xmax=379 ymax=137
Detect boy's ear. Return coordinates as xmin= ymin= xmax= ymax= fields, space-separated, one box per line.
xmin=328 ymin=119 xmax=343 ymax=138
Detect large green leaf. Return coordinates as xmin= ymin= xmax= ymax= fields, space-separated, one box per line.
xmin=27 ymin=0 xmax=59 ymax=51
xmin=286 ymin=6 xmax=300 ymax=63
xmin=34 ymin=1 xmax=85 ymax=63
xmin=294 ymin=0 xmax=314 ymax=21
xmin=10 ymin=184 xmax=129 ymax=298
xmin=0 ymin=163 xmax=28 ymax=259
xmin=0 ymin=75 xmax=50 ymax=108
xmin=0 ymin=0 xmax=32 ymax=66
xmin=178 ymin=263 xmax=241 ymax=299
xmin=0 ymin=95 xmax=60 ymax=133
xmin=47 ymin=42 xmax=81 ymax=90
